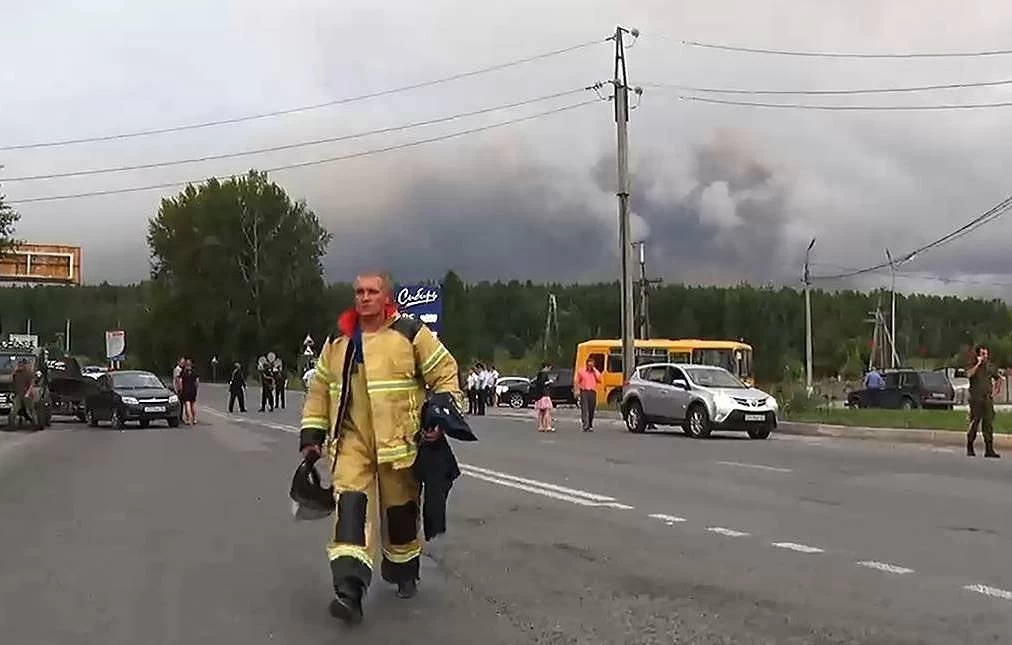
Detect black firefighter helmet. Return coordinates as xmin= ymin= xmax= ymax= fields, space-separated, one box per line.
xmin=289 ymin=454 xmax=335 ymax=521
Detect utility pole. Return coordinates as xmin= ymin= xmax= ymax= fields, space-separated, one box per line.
xmin=612 ymin=25 xmax=640 ymax=381
xmin=65 ymin=318 xmax=71 ymax=354
xmin=632 ymin=241 xmax=661 ymax=340
xmin=885 ymin=248 xmax=899 ymax=368
xmin=803 ymin=238 xmax=816 ymax=395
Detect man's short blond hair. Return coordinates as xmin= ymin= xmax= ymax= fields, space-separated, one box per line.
xmin=354 ymin=271 xmax=393 ymax=293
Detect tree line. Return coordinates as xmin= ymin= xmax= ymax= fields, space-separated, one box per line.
xmin=0 ymin=173 xmax=1008 ymax=382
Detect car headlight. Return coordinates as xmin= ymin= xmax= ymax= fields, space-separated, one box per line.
xmin=121 ymin=396 xmax=139 ymax=405
xmin=168 ymin=394 xmax=179 ymax=404
xmin=713 ymin=392 xmax=735 ymax=414
xmin=768 ymin=396 xmax=779 ymax=411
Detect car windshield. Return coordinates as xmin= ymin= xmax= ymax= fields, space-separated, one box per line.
xmin=112 ymin=373 xmax=165 ymax=389
xmin=919 ymin=371 xmax=950 ymax=388
xmin=0 ymin=355 xmax=36 ymax=373
xmin=685 ymin=367 xmax=747 ymax=389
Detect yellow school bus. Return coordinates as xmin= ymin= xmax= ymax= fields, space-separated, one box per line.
xmin=574 ymin=338 xmax=754 ymax=406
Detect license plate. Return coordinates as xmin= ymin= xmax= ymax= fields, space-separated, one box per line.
xmin=744 ymin=414 xmax=765 ymax=422
xmin=144 ymin=406 xmax=166 ymax=413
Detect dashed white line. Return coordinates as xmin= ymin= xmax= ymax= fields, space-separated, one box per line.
xmin=463 ymin=471 xmax=634 ymax=509
xmin=716 ymin=460 xmax=792 ymax=473
xmin=459 ymin=464 xmax=617 ymax=502
xmin=707 ymin=527 xmax=750 ymax=537
xmin=771 ymin=542 xmax=824 ymax=554
xmin=964 ymin=584 xmax=1012 ymax=600
xmin=649 ymin=513 xmax=687 ymax=523
xmin=857 ymin=561 xmax=914 ymax=575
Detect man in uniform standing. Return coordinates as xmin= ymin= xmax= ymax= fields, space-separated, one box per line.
xmin=299 ymin=271 xmax=463 ymax=624
xmin=966 ymin=344 xmax=1001 ymax=458
xmin=8 ymin=359 xmax=36 ymax=429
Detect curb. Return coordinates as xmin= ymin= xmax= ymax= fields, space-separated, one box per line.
xmin=776 ymin=421 xmax=1012 ymax=449
xmin=487 ymin=410 xmax=1012 ymax=449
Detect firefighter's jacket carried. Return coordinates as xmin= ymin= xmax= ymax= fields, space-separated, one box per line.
xmin=299 ymin=313 xmax=463 ymax=469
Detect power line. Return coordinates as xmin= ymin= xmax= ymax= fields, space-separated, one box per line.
xmin=812 ymin=194 xmax=1012 ymax=281
xmin=643 ymin=77 xmax=1012 ymax=96
xmin=6 ymin=99 xmax=599 ymax=205
xmin=811 ymin=262 xmax=1012 ymax=288
xmin=1 ymin=88 xmax=589 ymax=182
xmin=679 ymin=95 xmax=1012 ymax=111
xmin=678 ymin=38 xmax=1012 ymax=59
xmin=0 ymin=38 xmax=606 ymax=152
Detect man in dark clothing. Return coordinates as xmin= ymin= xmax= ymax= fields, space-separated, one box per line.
xmin=228 ymin=363 xmax=246 ymax=413
xmin=967 ymin=344 xmax=1001 ymax=458
xmin=8 ymin=359 xmax=36 ymax=429
xmin=273 ymin=367 xmax=286 ymax=410
xmin=259 ymin=365 xmax=275 ymax=413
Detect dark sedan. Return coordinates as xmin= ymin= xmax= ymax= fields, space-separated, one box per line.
xmin=846 ymin=368 xmax=956 ymax=410
xmin=85 ymin=370 xmax=182 ymax=428
xmin=496 ymin=369 xmax=578 ymax=408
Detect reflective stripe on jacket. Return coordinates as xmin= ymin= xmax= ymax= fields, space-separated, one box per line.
xmin=299 ymin=314 xmax=462 ymax=468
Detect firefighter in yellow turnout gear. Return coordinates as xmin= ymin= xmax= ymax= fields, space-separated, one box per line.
xmin=299 ymin=272 xmax=462 ymax=624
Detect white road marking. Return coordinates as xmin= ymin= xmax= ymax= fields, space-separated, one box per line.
xmin=649 ymin=513 xmax=687 ymax=523
xmin=716 ymin=460 xmax=792 ymax=473
xmin=707 ymin=527 xmax=750 ymax=537
xmin=857 ymin=561 xmax=914 ymax=575
xmin=459 ymin=464 xmax=618 ymax=502
xmin=463 ymin=471 xmax=634 ymax=509
xmin=964 ymin=584 xmax=1012 ymax=600
xmin=771 ymin=542 xmax=824 ymax=554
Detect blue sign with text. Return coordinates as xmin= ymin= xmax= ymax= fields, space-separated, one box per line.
xmin=394 ymin=283 xmax=442 ymax=335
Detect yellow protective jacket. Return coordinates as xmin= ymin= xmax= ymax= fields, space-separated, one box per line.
xmin=299 ymin=313 xmax=462 ymax=469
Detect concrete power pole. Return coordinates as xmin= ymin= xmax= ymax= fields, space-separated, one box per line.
xmin=612 ymin=25 xmax=639 ymax=381
xmin=885 ymin=248 xmax=899 ymax=368
xmin=803 ymin=238 xmax=816 ymax=395
xmin=632 ymin=241 xmax=661 ymax=340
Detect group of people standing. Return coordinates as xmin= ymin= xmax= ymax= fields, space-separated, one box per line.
xmin=257 ymin=362 xmax=288 ymax=413
xmin=465 ymin=363 xmax=499 ymax=415
xmin=171 ymin=357 xmax=199 ymax=425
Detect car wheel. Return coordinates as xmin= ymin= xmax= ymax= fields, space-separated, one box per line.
xmin=167 ymin=416 xmax=180 ymax=428
xmin=76 ymin=413 xmax=87 ymax=423
xmin=139 ymin=420 xmax=150 ymax=429
xmin=747 ymin=426 xmax=772 ymax=440
xmin=607 ymin=389 xmax=622 ymax=410
xmin=508 ymin=392 xmax=525 ymax=409
xmin=111 ymin=408 xmax=126 ymax=429
xmin=624 ymin=400 xmax=647 ymax=434
xmin=900 ymin=397 xmax=915 ymax=410
xmin=87 ymin=409 xmax=100 ymax=427
xmin=684 ymin=404 xmax=712 ymax=439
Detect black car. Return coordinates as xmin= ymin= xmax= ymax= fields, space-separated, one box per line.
xmin=85 ymin=370 xmax=182 ymax=428
xmin=498 ymin=369 xmax=578 ymax=408
xmin=846 ymin=368 xmax=956 ymax=410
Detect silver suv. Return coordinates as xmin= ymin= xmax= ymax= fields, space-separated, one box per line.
xmin=620 ymin=363 xmax=778 ymax=439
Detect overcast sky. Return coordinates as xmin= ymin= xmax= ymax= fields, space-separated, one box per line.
xmin=5 ymin=0 xmax=1012 ymax=298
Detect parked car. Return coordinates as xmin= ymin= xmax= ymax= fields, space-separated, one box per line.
xmin=81 ymin=365 xmax=108 ymax=379
xmin=846 ymin=368 xmax=955 ymax=410
xmin=85 ymin=370 xmax=181 ymax=429
xmin=620 ymin=363 xmax=778 ymax=439
xmin=47 ymin=356 xmax=98 ymax=422
xmin=495 ymin=377 xmax=531 ymax=408
xmin=496 ymin=369 xmax=578 ymax=408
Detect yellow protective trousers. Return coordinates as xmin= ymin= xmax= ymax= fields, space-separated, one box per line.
xmin=326 ymin=366 xmax=422 ymax=590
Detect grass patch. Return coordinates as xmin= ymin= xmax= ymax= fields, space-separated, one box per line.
xmin=786 ymin=408 xmax=1012 ymax=433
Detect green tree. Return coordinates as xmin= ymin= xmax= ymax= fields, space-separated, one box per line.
xmin=0 ymin=184 xmax=20 ymax=253
xmin=144 ymin=170 xmax=332 ymax=371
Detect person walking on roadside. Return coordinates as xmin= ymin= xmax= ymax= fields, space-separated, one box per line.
xmin=228 ymin=362 xmax=246 ymax=413
xmin=474 ymin=363 xmax=487 ymax=416
xmin=486 ymin=364 xmax=500 ymax=408
xmin=532 ymin=362 xmax=554 ymax=432
xmin=180 ymin=359 xmax=199 ymax=425
xmin=298 ymin=270 xmax=464 ymax=624
xmin=967 ymin=344 xmax=1001 ymax=458
xmin=274 ymin=366 xmax=287 ymax=410
xmin=172 ymin=356 xmax=185 ymax=394
xmin=466 ymin=366 xmax=480 ymax=415
xmin=259 ymin=361 xmax=275 ymax=412
xmin=575 ymin=358 xmax=602 ymax=432
xmin=7 ymin=358 xmax=36 ymax=429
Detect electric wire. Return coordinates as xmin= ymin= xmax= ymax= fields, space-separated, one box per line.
xmin=1 ymin=88 xmax=589 ymax=182
xmin=679 ymin=95 xmax=1012 ymax=111
xmin=678 ymin=39 xmax=1012 ymax=59
xmin=642 ymin=77 xmax=1012 ymax=96
xmin=0 ymin=38 xmax=606 ymax=152
xmin=6 ymin=99 xmax=598 ymax=205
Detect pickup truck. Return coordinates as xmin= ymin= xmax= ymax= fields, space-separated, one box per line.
xmin=46 ymin=356 xmax=98 ymax=422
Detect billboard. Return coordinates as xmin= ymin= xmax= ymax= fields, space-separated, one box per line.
xmin=0 ymin=243 xmax=82 ymax=285
xmin=394 ymin=283 xmax=442 ymax=336
xmin=105 ymin=330 xmax=125 ymax=360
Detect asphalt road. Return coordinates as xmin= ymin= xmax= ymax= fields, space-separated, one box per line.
xmin=1 ymin=385 xmax=1010 ymax=644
